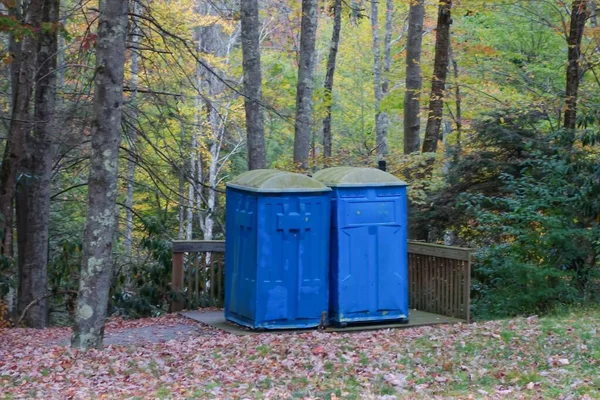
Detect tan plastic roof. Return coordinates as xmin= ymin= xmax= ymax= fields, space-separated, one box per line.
xmin=312 ymin=167 xmax=407 ymax=187
xmin=226 ymin=169 xmax=330 ymax=193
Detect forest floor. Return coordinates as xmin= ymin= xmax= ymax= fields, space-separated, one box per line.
xmin=1 ymin=309 xmax=599 ymax=399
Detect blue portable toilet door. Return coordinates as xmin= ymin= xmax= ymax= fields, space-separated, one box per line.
xmin=257 ymin=195 xmax=329 ymax=326
xmin=225 ymin=191 xmax=258 ymax=324
xmin=337 ymin=189 xmax=408 ymax=319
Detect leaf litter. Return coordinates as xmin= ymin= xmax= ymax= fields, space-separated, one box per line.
xmin=1 ymin=310 xmax=599 ymax=399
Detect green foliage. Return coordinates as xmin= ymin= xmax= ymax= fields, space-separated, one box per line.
xmin=49 ymin=239 xmax=82 ymax=293
xmin=110 ymin=217 xmax=173 ymax=318
xmin=464 ymin=166 xmax=600 ymax=317
xmin=0 ymin=255 xmax=12 ymax=298
xmin=433 ymin=109 xmax=600 ymax=318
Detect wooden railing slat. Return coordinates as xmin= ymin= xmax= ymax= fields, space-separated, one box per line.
xmin=171 ymin=240 xmax=472 ymax=321
xmin=194 ymin=253 xmax=200 ymax=306
xmin=173 ymin=240 xmax=225 ymax=253
xmin=210 ymin=257 xmax=217 ymax=306
xmin=408 ymin=241 xmax=472 ymax=261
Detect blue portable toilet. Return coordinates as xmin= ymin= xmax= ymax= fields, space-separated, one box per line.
xmin=313 ymin=167 xmax=409 ymax=326
xmin=225 ymin=169 xmax=332 ymax=330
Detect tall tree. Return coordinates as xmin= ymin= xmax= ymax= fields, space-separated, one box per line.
xmin=380 ymin=0 xmax=393 ymax=150
xmin=71 ymin=0 xmax=128 ymax=350
xmin=322 ymin=0 xmax=342 ymax=161
xmin=124 ymin=0 xmax=140 ymax=258
xmin=8 ymin=3 xmax=22 ymax=111
xmin=15 ymin=0 xmax=59 ymax=328
xmin=403 ymin=0 xmax=424 ymax=154
xmin=591 ymin=1 xmax=600 ymax=53
xmin=293 ymin=0 xmax=318 ymax=169
xmin=241 ymin=0 xmax=266 ymax=170
xmin=197 ymin=0 xmax=237 ymax=242
xmin=422 ymin=0 xmax=452 ymax=154
xmin=563 ymin=0 xmax=587 ymax=133
xmin=0 ymin=0 xmax=45 ymax=257
xmin=370 ymin=0 xmax=386 ymax=157
xmin=186 ymin=120 xmax=196 ymax=241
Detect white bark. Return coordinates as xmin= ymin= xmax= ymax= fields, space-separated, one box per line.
xmin=371 ymin=0 xmax=387 ymax=157
xmin=124 ymin=0 xmax=140 ymax=257
xmin=186 ymin=124 xmax=197 ymax=241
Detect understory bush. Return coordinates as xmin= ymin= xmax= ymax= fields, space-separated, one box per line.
xmin=110 ymin=217 xmax=173 ymax=318
xmin=428 ymin=109 xmax=600 ymax=319
xmin=463 ymin=162 xmax=600 ymax=318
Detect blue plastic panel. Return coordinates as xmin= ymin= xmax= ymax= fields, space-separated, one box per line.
xmin=225 ymin=187 xmax=330 ymax=329
xmin=330 ymin=186 xmax=408 ymax=324
xmin=225 ymin=189 xmax=258 ymax=325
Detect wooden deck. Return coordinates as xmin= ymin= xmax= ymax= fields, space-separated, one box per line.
xmin=181 ymin=310 xmax=466 ymax=335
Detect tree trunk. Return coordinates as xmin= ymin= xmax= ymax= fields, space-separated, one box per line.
xmin=403 ymin=0 xmax=424 ymax=154
xmin=186 ymin=125 xmax=196 ymax=241
xmin=590 ymin=1 xmax=599 ymax=52
xmin=380 ymin=0 xmax=393 ymax=156
xmin=240 ymin=0 xmax=266 ymax=170
xmin=124 ymin=0 xmax=140 ymax=257
xmin=71 ymin=0 xmax=128 ymax=350
xmin=322 ymin=0 xmax=342 ymax=161
xmin=15 ymin=0 xmax=59 ymax=328
xmin=422 ymin=0 xmax=452 ymax=154
xmin=57 ymin=0 xmax=66 ymax=90
xmin=451 ymin=46 xmax=462 ymax=158
xmin=194 ymin=92 xmax=205 ymax=236
xmin=178 ymin=159 xmax=185 ymax=240
xmin=371 ymin=0 xmax=386 ymax=158
xmin=293 ymin=0 xmax=318 ymax=169
xmin=564 ymin=0 xmax=587 ymax=133
xmin=197 ymin=0 xmax=233 ymax=242
xmin=0 ymin=0 xmax=45 ymax=257
xmin=8 ymin=3 xmax=22 ymax=111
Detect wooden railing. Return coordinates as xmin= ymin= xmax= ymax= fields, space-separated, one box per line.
xmin=170 ymin=240 xmax=472 ymax=321
xmin=408 ymin=242 xmax=472 ymax=322
xmin=170 ymin=240 xmax=225 ymax=312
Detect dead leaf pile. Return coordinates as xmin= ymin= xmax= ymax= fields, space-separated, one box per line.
xmin=1 ymin=310 xmax=599 ymax=399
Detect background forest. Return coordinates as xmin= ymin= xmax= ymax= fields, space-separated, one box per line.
xmin=0 ymin=0 xmax=599 ymax=346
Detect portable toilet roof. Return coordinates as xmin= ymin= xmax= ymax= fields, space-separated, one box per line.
xmin=312 ymin=166 xmax=407 ymax=187
xmin=226 ymin=169 xmax=330 ymax=193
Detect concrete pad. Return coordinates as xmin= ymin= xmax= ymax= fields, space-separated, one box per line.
xmin=180 ymin=310 xmax=466 ymax=335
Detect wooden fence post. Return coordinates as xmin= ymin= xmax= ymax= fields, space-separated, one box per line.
xmin=170 ymin=251 xmax=185 ymax=312
xmin=464 ymin=252 xmax=472 ymax=323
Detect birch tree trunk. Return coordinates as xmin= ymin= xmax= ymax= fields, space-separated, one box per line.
xmin=591 ymin=1 xmax=599 ymax=52
xmin=322 ymin=0 xmax=342 ymax=161
xmin=380 ymin=0 xmax=393 ymax=155
xmin=16 ymin=0 xmax=59 ymax=328
xmin=8 ymin=2 xmax=22 ymax=111
xmin=450 ymin=45 xmax=462 ymax=156
xmin=422 ymin=0 xmax=452 ymax=154
xmin=186 ymin=125 xmax=196 ymax=241
xmin=197 ymin=0 xmax=231 ymax=242
xmin=124 ymin=0 xmax=140 ymax=257
xmin=404 ymin=0 xmax=424 ymax=154
xmin=371 ymin=0 xmax=386 ymax=158
xmin=563 ymin=0 xmax=587 ymax=133
xmin=178 ymin=159 xmax=185 ymax=240
xmin=0 ymin=0 xmax=45 ymax=257
xmin=293 ymin=0 xmax=318 ymax=169
xmin=241 ymin=0 xmax=266 ymax=170
xmin=71 ymin=0 xmax=128 ymax=350
xmin=195 ymin=96 xmax=205 ymax=236
xmin=57 ymin=0 xmax=66 ymax=91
